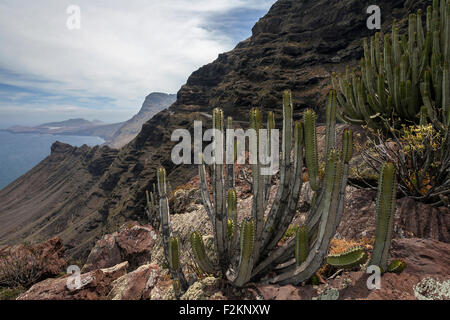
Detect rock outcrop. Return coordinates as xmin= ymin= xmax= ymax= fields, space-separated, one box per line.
xmin=105 ymin=93 xmax=176 ymax=149
xmin=17 ymin=262 xmax=129 ymax=300
xmin=82 ymin=222 xmax=158 ymax=273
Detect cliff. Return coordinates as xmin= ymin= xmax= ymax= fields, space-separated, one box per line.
xmin=105 ymin=93 xmax=176 ymax=149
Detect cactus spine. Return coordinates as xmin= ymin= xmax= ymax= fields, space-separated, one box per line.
xmin=369 ymin=162 xmax=397 ymax=270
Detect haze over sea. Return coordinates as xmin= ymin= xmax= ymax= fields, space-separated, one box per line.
xmin=0 ymin=131 xmax=104 ymax=190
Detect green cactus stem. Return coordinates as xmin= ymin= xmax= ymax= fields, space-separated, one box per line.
xmin=190 ymin=231 xmax=216 ymax=275
xmin=295 ymin=226 xmax=309 ymax=266
xmin=168 ymin=237 xmax=180 ymax=271
xmin=326 ymin=246 xmax=368 ymax=269
xmin=157 ymin=167 xmax=188 ymax=294
xmin=304 ymin=109 xmax=320 ymax=191
xmin=369 ymin=162 xmax=397 ymax=270
xmin=233 ymin=219 xmax=255 ymax=287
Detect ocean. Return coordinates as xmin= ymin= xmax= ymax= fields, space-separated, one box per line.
xmin=0 ymin=131 xmax=104 ymax=190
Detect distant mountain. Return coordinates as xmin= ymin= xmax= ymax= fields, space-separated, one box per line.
xmin=4 ymin=118 xmax=122 ymax=141
xmin=105 ymin=93 xmax=176 ymax=149
xmin=2 ymin=92 xmax=175 ymax=148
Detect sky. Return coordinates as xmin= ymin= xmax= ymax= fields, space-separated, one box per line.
xmin=0 ymin=0 xmax=276 ymax=128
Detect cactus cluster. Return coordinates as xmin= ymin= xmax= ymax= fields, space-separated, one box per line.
xmin=155 ymin=89 xmax=356 ymax=289
xmin=154 ymin=91 xmax=402 ymax=292
xmin=332 ymin=0 xmax=450 ymax=135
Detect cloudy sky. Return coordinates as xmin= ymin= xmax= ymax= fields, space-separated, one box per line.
xmin=0 ymin=0 xmax=276 ymax=128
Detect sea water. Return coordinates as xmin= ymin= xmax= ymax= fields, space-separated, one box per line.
xmin=0 ymin=131 xmax=104 ymax=190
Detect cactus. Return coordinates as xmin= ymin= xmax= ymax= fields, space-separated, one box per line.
xmin=295 ymin=226 xmax=309 ymax=266
xmin=387 ymin=259 xmax=407 ymax=274
xmin=155 ymin=89 xmax=358 ymax=288
xmin=189 ymin=89 xmax=355 ymax=286
xmin=332 ymin=0 xmax=450 ymax=134
xmin=369 ymin=162 xmax=397 ymax=271
xmin=190 ymin=232 xmax=216 ymax=275
xmin=326 ymin=246 xmax=368 ymax=269
xmin=156 ymin=167 xmax=188 ymax=296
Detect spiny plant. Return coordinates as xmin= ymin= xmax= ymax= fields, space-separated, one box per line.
xmin=369 ymin=162 xmax=397 ymax=271
xmin=157 ymin=89 xmax=355 ymax=290
xmin=156 ymin=168 xmax=188 ymax=298
xmin=331 ymin=0 xmax=449 ymax=135
xmin=326 ymin=246 xmax=368 ymax=270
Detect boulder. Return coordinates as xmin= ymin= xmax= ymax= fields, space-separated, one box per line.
xmin=82 ymin=222 xmax=157 ymax=272
xmin=337 ymin=189 xmax=450 ymax=243
xmin=17 ymin=262 xmax=128 ymax=300
xmin=108 ymin=264 xmax=160 ymax=300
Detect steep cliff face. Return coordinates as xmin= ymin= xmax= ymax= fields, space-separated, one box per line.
xmin=0 ymin=0 xmax=427 ymax=260
xmin=0 ymin=142 xmax=118 ymax=258
xmin=105 ymin=93 xmax=176 ymax=149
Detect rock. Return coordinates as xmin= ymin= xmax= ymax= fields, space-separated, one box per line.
xmin=181 ymin=277 xmax=226 ymax=300
xmin=397 ymin=198 xmax=450 ymax=243
xmin=254 ymin=238 xmax=450 ymax=300
xmin=390 ymin=238 xmax=450 ymax=276
xmin=255 ymin=284 xmax=316 ymax=300
xmin=17 ymin=262 xmax=128 ymax=300
xmin=82 ymin=222 xmax=157 ymax=273
xmin=337 ymin=189 xmax=450 ymax=243
xmin=108 ymin=264 xmax=160 ymax=300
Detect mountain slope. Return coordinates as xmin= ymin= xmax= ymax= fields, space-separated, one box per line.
xmin=105 ymin=93 xmax=176 ymax=149
xmin=0 ymin=0 xmax=427 ymax=260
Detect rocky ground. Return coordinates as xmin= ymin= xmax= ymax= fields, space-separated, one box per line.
xmin=5 ymin=168 xmax=449 ymax=300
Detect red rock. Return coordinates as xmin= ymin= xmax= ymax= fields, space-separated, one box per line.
xmin=17 ymin=262 xmax=128 ymax=300
xmin=255 ymin=284 xmax=316 ymax=300
xmin=108 ymin=264 xmax=160 ymax=300
xmin=338 ymin=190 xmax=450 ymax=243
xmin=82 ymin=222 xmax=157 ymax=272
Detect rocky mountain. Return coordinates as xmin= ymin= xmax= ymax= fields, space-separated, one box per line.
xmin=0 ymin=0 xmax=429 ymax=261
xmin=2 ymin=92 xmax=175 ymax=148
xmin=105 ymin=93 xmax=176 ymax=149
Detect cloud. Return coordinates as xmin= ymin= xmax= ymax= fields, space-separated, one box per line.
xmin=0 ymin=0 xmax=275 ymax=126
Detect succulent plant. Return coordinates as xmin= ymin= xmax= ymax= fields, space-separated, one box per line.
xmin=332 ymin=0 xmax=449 ymax=136
xmin=156 ymin=167 xmax=188 ymax=297
xmin=326 ymin=246 xmax=368 ymax=269
xmin=369 ymin=162 xmax=397 ymax=271
xmin=188 ymin=89 xmax=355 ymax=286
